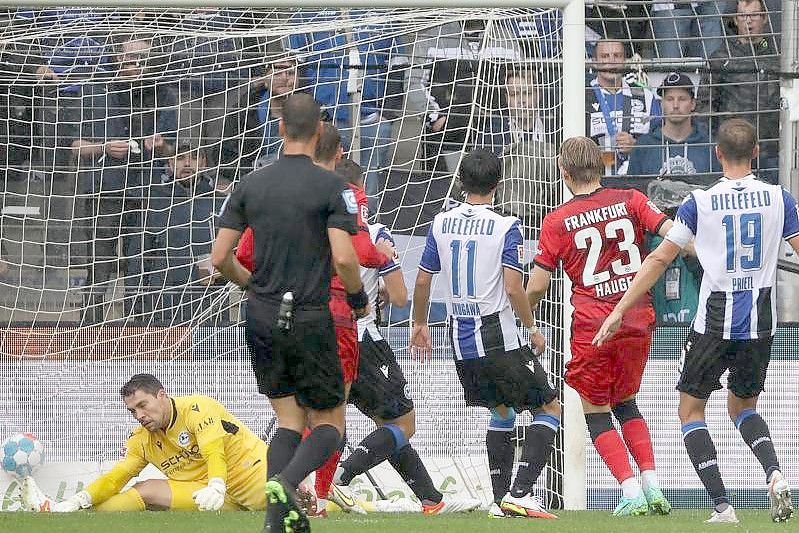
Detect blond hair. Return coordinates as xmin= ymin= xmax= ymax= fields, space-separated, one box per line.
xmin=559 ymin=136 xmax=603 ymax=184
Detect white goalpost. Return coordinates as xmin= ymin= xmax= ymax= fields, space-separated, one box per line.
xmin=0 ymin=1 xmax=587 ymax=512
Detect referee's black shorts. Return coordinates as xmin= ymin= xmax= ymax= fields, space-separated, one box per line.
xmin=245 ymin=295 xmax=344 ymax=410
xmin=349 ymin=330 xmax=414 ymax=421
xmin=456 ymin=344 xmax=558 ymax=411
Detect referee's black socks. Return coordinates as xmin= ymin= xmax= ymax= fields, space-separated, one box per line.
xmin=682 ymin=421 xmax=729 ymax=511
xmin=279 ymin=424 xmax=341 ymax=488
xmin=267 ymin=427 xmax=302 ymax=478
xmin=736 ymin=409 xmax=781 ymax=482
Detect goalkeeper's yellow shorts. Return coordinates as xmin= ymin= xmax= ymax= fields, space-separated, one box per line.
xmin=168 ymin=456 xmax=267 ymax=511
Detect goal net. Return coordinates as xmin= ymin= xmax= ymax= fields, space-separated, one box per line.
xmin=0 ymin=5 xmax=584 ymax=510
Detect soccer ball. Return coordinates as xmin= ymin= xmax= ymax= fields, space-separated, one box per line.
xmin=1 ymin=433 xmax=45 ymax=478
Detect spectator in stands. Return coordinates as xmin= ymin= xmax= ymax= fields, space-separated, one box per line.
xmin=287 ymin=9 xmax=407 ymax=212
xmin=584 ymin=2 xmax=650 ymax=58
xmin=628 ymin=73 xmax=719 ymax=180
xmin=419 ymin=19 xmax=521 ymax=180
xmin=651 ymin=1 xmax=730 ymax=59
xmin=220 ymin=53 xmax=299 ymax=177
xmin=164 ymin=9 xmax=256 ymax=168
xmin=0 ymin=33 xmax=37 ymax=182
xmin=475 ymin=68 xmax=548 ymax=155
xmin=699 ymin=0 xmax=780 ymax=183
xmin=66 ymin=36 xmax=178 ymax=323
xmin=497 ymin=140 xmax=558 ymax=236
xmin=126 ymin=141 xmax=230 ymax=325
xmin=586 ymin=39 xmax=661 ymax=176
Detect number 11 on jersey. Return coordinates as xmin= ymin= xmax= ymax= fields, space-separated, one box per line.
xmin=451 ymin=239 xmax=477 ymax=298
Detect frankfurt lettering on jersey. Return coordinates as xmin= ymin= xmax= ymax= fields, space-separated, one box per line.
xmin=563 ymin=202 xmax=629 ymax=232
xmin=710 ymin=190 xmax=771 ymax=211
xmin=441 ymin=217 xmax=495 ymax=236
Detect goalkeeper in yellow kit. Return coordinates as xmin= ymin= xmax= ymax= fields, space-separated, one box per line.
xmin=21 ymin=373 xmax=268 ymax=512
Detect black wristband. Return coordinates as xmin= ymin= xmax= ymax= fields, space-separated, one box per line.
xmin=346 ymin=288 xmax=369 ymax=310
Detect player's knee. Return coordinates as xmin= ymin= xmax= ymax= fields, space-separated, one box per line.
xmin=584 ymin=411 xmax=614 ymax=442
xmin=489 ymin=406 xmax=516 ymax=430
xmin=611 ymin=398 xmax=642 ymax=424
xmin=726 ymin=395 xmax=757 ymax=424
xmin=132 ymin=479 xmax=168 ymax=508
xmin=390 ymin=410 xmax=416 ymax=439
xmin=540 ymin=399 xmax=561 ymax=419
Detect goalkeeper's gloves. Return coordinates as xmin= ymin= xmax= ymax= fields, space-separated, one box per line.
xmin=192 ymin=477 xmax=226 ymax=511
xmin=53 ymin=490 xmax=92 ymax=512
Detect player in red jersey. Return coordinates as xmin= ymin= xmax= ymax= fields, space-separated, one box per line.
xmin=236 ymin=123 xmax=393 ymax=514
xmin=526 ymin=137 xmax=673 ymax=517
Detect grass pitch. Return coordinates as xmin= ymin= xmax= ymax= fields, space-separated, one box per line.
xmin=0 ymin=510 xmax=788 ymax=533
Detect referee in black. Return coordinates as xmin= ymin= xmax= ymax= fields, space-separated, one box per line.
xmin=212 ymin=93 xmax=368 ymax=533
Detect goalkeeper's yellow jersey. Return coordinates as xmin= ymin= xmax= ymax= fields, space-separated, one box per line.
xmin=86 ymin=395 xmax=266 ymax=505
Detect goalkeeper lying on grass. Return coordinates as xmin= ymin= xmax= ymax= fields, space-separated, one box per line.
xmin=21 ymin=373 xmax=270 ymax=512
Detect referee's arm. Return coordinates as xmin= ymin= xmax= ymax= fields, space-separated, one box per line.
xmin=212 ymin=228 xmax=252 ymax=289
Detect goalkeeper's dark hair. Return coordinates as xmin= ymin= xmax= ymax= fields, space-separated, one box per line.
xmin=336 ymin=157 xmax=364 ymax=188
xmin=282 ymin=93 xmax=321 ymax=141
xmin=120 ymin=373 xmax=165 ymax=398
xmin=315 ymin=122 xmax=341 ymax=164
xmin=458 ymin=148 xmax=502 ymax=195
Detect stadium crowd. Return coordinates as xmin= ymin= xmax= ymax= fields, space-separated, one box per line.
xmin=0 ymin=1 xmax=786 ymax=326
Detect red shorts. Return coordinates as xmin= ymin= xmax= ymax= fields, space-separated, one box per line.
xmin=566 ymin=318 xmax=654 ymax=406
xmin=328 ymin=294 xmax=359 ymax=384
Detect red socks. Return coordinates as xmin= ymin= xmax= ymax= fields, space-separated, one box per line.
xmin=593 ymin=429 xmax=635 ymax=483
xmin=621 ymin=418 xmax=656 ymax=472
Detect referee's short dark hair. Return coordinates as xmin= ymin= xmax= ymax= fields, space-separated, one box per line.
xmin=458 ymin=149 xmax=502 ymax=195
xmin=315 ymin=122 xmax=341 ymax=163
xmin=281 ymin=93 xmax=322 ymax=141
xmin=120 ymin=373 xmax=165 ymax=398
xmin=717 ymin=118 xmax=758 ymax=164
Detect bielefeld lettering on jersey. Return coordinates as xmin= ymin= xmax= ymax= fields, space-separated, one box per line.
xmin=419 ymin=203 xmax=525 ymax=360
xmin=666 ymin=175 xmax=799 ymax=339
xmin=357 ymin=223 xmax=401 ymax=342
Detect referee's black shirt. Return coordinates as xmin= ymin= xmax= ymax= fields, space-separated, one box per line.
xmin=218 ymin=154 xmax=357 ymax=306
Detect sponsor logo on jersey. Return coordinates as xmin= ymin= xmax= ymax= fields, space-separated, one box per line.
xmin=160 ymin=444 xmax=201 ymax=471
xmin=517 ymin=244 xmax=525 ymax=264
xmin=178 ymin=431 xmax=190 ymax=447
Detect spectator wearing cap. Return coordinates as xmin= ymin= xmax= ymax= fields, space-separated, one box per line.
xmin=586 ymin=39 xmax=661 ymax=176
xmin=125 ymin=140 xmax=231 ymax=325
xmin=628 ymin=72 xmax=719 ymax=180
xmin=220 ymin=53 xmax=300 ymax=178
xmin=699 ymin=0 xmax=780 ymax=183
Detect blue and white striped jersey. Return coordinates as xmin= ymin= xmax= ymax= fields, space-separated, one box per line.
xmin=419 ymin=203 xmax=525 ymax=360
xmin=666 ymin=175 xmax=799 ymax=339
xmin=357 ymin=223 xmax=401 ymax=342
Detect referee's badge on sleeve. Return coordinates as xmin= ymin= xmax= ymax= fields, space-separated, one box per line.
xmin=342 ymin=189 xmax=358 ymax=214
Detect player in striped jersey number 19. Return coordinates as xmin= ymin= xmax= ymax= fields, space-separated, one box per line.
xmin=411 ymin=149 xmax=561 ymax=519
xmin=595 ymin=119 xmax=798 ymax=524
